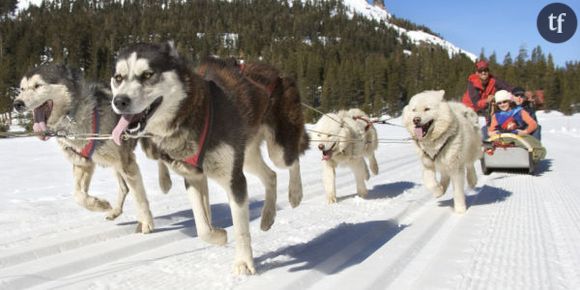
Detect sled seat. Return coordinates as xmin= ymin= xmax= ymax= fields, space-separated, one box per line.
xmin=480 ymin=133 xmax=546 ymax=175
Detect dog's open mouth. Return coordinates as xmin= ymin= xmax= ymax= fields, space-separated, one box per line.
xmin=32 ymin=100 xmax=53 ymax=141
xmin=112 ymin=97 xmax=162 ymax=145
xmin=414 ymin=120 xmax=433 ymax=141
xmin=320 ymin=143 xmax=336 ymax=161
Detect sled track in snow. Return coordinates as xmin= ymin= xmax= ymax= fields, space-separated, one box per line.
xmin=0 ymin=149 xmax=421 ymax=289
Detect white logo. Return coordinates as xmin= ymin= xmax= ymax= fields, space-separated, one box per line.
xmin=548 ymin=12 xmax=567 ymax=34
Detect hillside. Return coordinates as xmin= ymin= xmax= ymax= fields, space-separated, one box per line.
xmin=1 ymin=0 xmax=577 ymax=119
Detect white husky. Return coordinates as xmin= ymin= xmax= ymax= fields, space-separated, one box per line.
xmin=402 ymin=90 xmax=482 ymax=213
xmin=313 ymin=108 xmax=379 ymax=203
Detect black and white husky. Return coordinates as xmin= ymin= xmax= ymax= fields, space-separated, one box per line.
xmin=13 ymin=64 xmax=171 ymax=233
xmin=110 ymin=42 xmax=308 ymax=274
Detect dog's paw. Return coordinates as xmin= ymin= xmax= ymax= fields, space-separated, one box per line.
xmin=327 ymin=195 xmax=337 ymax=204
xmin=454 ymin=205 xmax=467 ymax=214
xmin=134 ymin=221 xmax=154 ymax=234
xmin=105 ymin=207 xmax=123 ymax=220
xmin=358 ymin=189 xmax=368 ymax=198
xmin=138 ymin=216 xmax=155 ymax=234
xmin=84 ymin=197 xmax=112 ymax=212
xmin=432 ymin=185 xmax=445 ymax=198
xmin=233 ymin=260 xmax=256 ymax=275
xmin=288 ymin=185 xmax=303 ymax=208
xmin=201 ymin=228 xmax=227 ymax=245
xmin=159 ymin=175 xmax=172 ymax=194
xmin=370 ymin=161 xmax=379 ymax=175
xmin=260 ymin=206 xmax=276 ymax=231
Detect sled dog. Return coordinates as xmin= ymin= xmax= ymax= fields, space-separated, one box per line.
xmin=13 ymin=64 xmax=172 ymax=233
xmin=402 ymin=90 xmax=482 ymax=213
xmin=110 ymin=42 xmax=309 ymax=274
xmin=312 ymin=108 xmax=379 ymax=203
xmin=196 ymin=56 xmax=309 ymax=226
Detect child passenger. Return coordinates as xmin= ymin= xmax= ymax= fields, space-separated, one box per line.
xmin=488 ymin=90 xmax=538 ymax=138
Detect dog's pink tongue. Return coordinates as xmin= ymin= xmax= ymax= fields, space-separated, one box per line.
xmin=33 ymin=107 xmax=49 ymax=141
xmin=414 ymin=127 xmax=424 ymax=141
xmin=32 ymin=121 xmax=49 ymax=141
xmin=112 ymin=116 xmax=131 ymax=146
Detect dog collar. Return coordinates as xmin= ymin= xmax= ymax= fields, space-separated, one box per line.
xmin=415 ymin=135 xmax=452 ymax=162
xmin=183 ymin=95 xmax=213 ymax=168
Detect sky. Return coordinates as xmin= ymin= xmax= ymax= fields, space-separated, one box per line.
xmin=383 ymin=0 xmax=580 ymax=67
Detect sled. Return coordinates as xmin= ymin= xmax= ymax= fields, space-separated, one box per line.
xmin=480 ymin=133 xmax=546 ymax=175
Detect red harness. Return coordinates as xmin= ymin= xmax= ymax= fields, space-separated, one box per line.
xmin=183 ymin=97 xmax=213 ymax=168
xmin=79 ymin=108 xmax=99 ymax=159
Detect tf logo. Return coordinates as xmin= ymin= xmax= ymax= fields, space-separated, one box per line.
xmin=537 ymin=3 xmax=577 ymax=43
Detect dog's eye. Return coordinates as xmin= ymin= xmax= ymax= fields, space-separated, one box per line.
xmin=424 ymin=108 xmax=431 ymax=112
xmin=114 ymin=74 xmax=124 ymax=83
xmin=34 ymin=84 xmax=42 ymax=89
xmin=142 ymin=71 xmax=154 ymax=80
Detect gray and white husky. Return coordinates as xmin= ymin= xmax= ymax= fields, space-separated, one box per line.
xmin=110 ymin=42 xmax=308 ymax=274
xmin=13 ymin=64 xmax=171 ymax=233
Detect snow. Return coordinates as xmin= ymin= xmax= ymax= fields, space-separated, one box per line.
xmin=342 ymin=0 xmax=477 ymax=61
xmin=0 ymin=111 xmax=579 ymax=289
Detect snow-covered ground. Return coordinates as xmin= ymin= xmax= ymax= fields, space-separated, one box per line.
xmin=0 ymin=111 xmax=579 ymax=289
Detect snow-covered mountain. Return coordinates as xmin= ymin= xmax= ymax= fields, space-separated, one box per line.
xmin=16 ymin=0 xmax=477 ymax=61
xmin=342 ymin=0 xmax=477 ymax=60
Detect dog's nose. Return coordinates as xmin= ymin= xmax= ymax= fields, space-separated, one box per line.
xmin=318 ymin=144 xmax=325 ymax=151
xmin=13 ymin=100 xmax=26 ymax=113
xmin=113 ymin=95 xmax=131 ymax=111
xmin=413 ymin=117 xmax=421 ymax=125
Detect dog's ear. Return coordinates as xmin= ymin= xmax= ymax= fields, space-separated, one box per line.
xmin=434 ymin=90 xmax=445 ymax=101
xmin=163 ymin=41 xmax=179 ymax=59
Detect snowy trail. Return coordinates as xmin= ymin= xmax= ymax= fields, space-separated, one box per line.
xmin=1 ymin=113 xmax=580 ymax=289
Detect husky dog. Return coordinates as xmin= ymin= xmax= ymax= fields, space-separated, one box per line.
xmin=227 ymin=58 xmax=310 ymax=178
xmin=196 ymin=56 xmax=309 ymax=229
xmin=111 ymin=42 xmax=309 ymax=274
xmin=402 ymin=90 xmax=482 ymax=213
xmin=312 ymin=108 xmax=379 ymax=203
xmin=13 ymin=64 xmax=171 ymax=233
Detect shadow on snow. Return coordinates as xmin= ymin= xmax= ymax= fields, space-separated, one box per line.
xmin=117 ymin=200 xmax=264 ymax=236
xmin=437 ymin=184 xmax=512 ymax=210
xmin=254 ymin=220 xmax=405 ymax=274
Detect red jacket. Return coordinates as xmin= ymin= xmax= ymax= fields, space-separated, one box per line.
xmin=462 ymin=74 xmax=511 ymax=114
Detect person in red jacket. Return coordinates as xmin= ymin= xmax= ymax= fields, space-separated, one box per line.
xmin=462 ymin=60 xmax=512 ymax=118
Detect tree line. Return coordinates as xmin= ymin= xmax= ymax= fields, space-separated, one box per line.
xmin=0 ymin=0 xmax=578 ymax=131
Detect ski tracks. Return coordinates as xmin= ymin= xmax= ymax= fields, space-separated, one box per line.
xmin=3 ymin=136 xmax=579 ymax=290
